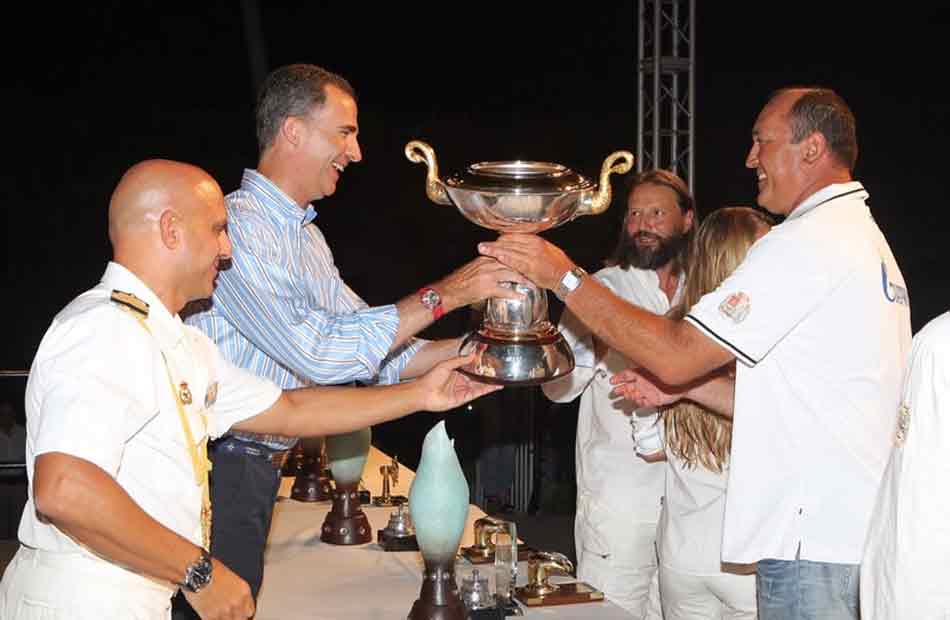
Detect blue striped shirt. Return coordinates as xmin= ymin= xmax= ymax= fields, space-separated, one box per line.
xmin=186 ymin=169 xmax=422 ymax=449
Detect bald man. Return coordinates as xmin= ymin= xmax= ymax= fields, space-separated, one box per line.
xmin=0 ymin=159 xmax=497 ymax=620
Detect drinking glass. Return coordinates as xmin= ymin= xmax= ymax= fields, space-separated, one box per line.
xmin=493 ymin=520 xmax=518 ymax=604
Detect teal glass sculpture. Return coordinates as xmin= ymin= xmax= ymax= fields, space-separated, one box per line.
xmin=408 ymin=420 xmax=469 ymax=619
xmin=326 ymin=427 xmax=371 ymax=484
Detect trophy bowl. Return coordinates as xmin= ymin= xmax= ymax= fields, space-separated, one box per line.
xmin=406 ymin=141 xmax=633 ymax=233
xmin=406 ymin=140 xmax=634 ymax=385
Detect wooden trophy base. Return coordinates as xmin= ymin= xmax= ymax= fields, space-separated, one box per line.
xmin=408 ymin=560 xmax=467 ymax=620
xmin=321 ymin=511 xmax=371 ymax=545
xmin=320 ymin=482 xmax=371 ymax=544
xmin=377 ymin=529 xmax=419 ymax=552
xmin=515 ymin=582 xmax=604 ymax=607
xmin=290 ymin=472 xmax=333 ymax=502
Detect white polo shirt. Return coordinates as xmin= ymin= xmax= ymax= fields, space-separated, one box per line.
xmin=685 ymin=182 xmax=911 ymax=564
xmin=861 ymin=312 xmax=950 ymax=618
xmin=17 ymin=262 xmax=281 ymax=591
xmin=544 ymin=265 xmax=679 ymax=524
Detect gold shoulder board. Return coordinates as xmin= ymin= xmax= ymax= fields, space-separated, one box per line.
xmin=110 ymin=289 xmax=150 ymax=317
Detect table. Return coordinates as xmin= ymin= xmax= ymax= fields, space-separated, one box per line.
xmin=255 ymin=447 xmax=630 ymax=619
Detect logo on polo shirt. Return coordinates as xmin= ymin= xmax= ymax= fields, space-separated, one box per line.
xmin=718 ymin=292 xmax=751 ymax=323
xmin=881 ymin=262 xmax=909 ymax=306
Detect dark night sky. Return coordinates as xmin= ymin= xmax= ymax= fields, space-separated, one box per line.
xmin=4 ymin=3 xmax=950 ymax=457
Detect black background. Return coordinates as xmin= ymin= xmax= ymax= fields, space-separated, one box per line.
xmin=4 ymin=2 xmax=949 ymax=467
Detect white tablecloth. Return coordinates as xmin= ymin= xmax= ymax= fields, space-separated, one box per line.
xmin=256 ymin=447 xmax=630 ymax=619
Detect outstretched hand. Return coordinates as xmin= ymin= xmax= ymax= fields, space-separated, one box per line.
xmin=611 ymin=367 xmax=684 ymax=409
xmin=417 ymin=353 xmax=502 ymax=411
xmin=477 ymin=234 xmax=575 ymax=291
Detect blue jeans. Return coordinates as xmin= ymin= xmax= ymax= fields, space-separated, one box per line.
xmin=756 ymin=558 xmax=859 ymax=620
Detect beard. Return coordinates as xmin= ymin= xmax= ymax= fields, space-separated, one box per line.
xmin=620 ymin=231 xmax=686 ymax=270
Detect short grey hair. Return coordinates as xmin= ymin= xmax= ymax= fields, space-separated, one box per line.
xmin=255 ymin=64 xmax=356 ymax=153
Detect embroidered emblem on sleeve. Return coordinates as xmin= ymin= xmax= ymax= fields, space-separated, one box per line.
xmin=718 ymin=292 xmax=751 ymax=323
xmin=895 ymin=403 xmax=911 ymax=445
xmin=204 ymin=381 xmax=219 ymax=409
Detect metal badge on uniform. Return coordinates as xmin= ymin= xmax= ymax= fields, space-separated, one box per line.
xmin=204 ymin=381 xmax=219 ymax=409
xmin=718 ymin=292 xmax=751 ymax=324
xmin=178 ymin=382 xmax=193 ymax=405
xmin=895 ymin=403 xmax=911 ymax=445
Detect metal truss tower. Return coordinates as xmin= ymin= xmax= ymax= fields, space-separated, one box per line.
xmin=637 ymin=0 xmax=696 ymax=191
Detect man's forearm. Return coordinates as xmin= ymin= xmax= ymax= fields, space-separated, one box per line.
xmin=213 ymin=267 xmax=399 ymax=385
xmin=565 ymin=277 xmax=731 ymax=384
xmin=234 ymin=381 xmax=424 ymax=437
xmin=34 ymin=453 xmax=201 ymax=585
xmin=400 ymin=338 xmax=461 ymax=379
xmin=684 ymin=373 xmax=736 ymax=418
xmin=392 ymin=293 xmax=438 ymax=351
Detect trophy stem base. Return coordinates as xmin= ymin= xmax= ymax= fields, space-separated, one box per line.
xmin=459 ymin=328 xmax=575 ymax=386
xmin=408 ymin=558 xmax=467 ymax=620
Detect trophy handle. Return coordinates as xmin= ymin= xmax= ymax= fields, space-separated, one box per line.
xmin=405 ymin=140 xmax=453 ymax=206
xmin=576 ymin=150 xmax=635 ymax=217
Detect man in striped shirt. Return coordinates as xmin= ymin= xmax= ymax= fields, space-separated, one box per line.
xmin=180 ymin=64 xmax=520 ymax=615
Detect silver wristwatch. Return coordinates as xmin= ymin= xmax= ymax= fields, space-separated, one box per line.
xmin=554 ymin=266 xmax=587 ymax=301
xmin=180 ymin=548 xmax=213 ymax=593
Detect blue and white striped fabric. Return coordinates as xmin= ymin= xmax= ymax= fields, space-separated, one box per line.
xmin=186 ymin=169 xmax=421 ymax=449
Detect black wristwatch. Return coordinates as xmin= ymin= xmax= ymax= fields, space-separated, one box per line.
xmin=180 ymin=548 xmax=213 ymax=593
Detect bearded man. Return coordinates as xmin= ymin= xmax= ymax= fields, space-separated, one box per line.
xmin=541 ymin=169 xmax=696 ymax=617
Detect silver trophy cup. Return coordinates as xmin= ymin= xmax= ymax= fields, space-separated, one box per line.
xmin=406 ymin=141 xmax=634 ymax=385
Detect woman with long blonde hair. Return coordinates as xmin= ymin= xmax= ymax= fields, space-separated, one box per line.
xmin=630 ymin=206 xmax=772 ymax=619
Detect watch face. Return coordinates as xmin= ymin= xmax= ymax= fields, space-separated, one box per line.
xmin=184 ymin=552 xmax=213 ymax=592
xmin=421 ymin=288 xmax=441 ymax=309
xmin=555 ymin=267 xmax=586 ymax=301
xmin=193 ymin=567 xmax=212 ymax=589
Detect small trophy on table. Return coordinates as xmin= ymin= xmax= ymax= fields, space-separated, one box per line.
xmin=321 ymin=428 xmax=372 ymax=545
xmin=373 ymin=454 xmax=407 ymax=507
xmin=290 ymin=437 xmax=333 ymax=502
xmin=515 ymin=551 xmax=604 ymax=607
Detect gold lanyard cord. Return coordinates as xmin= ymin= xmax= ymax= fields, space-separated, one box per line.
xmin=125 ymin=309 xmax=213 ymax=550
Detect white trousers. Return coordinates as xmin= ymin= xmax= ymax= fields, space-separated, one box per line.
xmin=575 ymin=500 xmax=661 ymax=619
xmin=659 ymin=563 xmax=757 ymax=620
xmin=0 ymin=545 xmax=174 ymax=619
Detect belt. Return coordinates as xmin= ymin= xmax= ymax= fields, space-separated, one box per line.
xmin=213 ymin=437 xmax=290 ymax=470
xmin=13 ymin=546 xmax=175 ymax=597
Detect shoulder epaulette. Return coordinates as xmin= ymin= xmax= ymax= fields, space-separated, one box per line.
xmin=110 ymin=289 xmax=150 ymax=318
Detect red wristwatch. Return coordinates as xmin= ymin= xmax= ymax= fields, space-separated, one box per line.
xmin=418 ymin=287 xmax=445 ymax=320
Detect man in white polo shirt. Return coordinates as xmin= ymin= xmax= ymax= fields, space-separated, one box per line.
xmin=479 ymin=87 xmax=911 ymax=619
xmin=862 ymin=311 xmax=950 ymax=618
